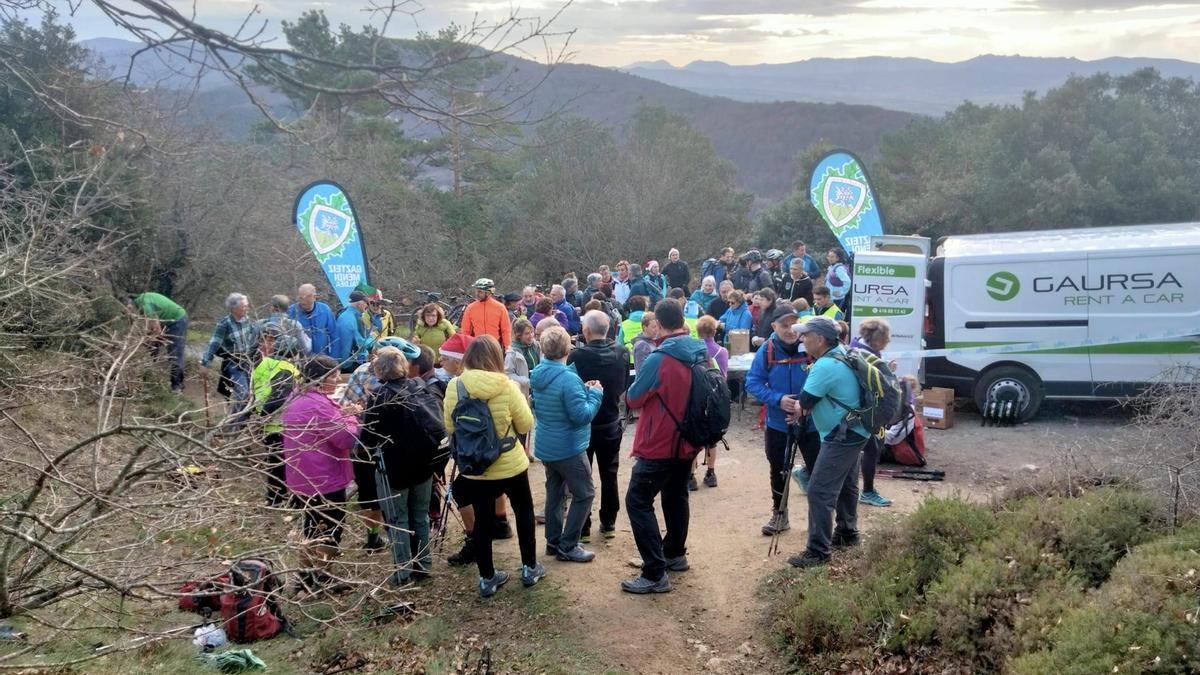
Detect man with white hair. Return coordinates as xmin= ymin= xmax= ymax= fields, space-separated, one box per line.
xmin=550 ymin=284 xmax=581 ymax=335
xmin=288 ymin=283 xmax=336 ymax=355
xmin=201 ymin=292 xmax=258 ymax=423
xmin=567 ymin=310 xmax=629 ymax=541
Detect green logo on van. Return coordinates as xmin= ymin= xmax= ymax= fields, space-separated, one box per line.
xmin=986 ymin=272 xmax=1020 ymax=301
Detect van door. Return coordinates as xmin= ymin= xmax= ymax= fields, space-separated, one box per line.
xmin=945 ymin=256 xmax=1091 ymax=398
xmin=1087 ymin=251 xmax=1200 ymax=395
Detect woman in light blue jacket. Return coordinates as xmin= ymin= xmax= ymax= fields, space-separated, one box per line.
xmin=530 ymin=326 xmax=603 ymax=563
xmin=718 ymin=289 xmax=754 ymax=345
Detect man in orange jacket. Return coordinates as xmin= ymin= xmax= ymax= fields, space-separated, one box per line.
xmin=461 ymin=278 xmax=513 ymax=350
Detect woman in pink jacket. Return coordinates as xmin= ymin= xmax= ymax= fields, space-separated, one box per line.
xmin=283 ymin=354 xmax=361 ymax=592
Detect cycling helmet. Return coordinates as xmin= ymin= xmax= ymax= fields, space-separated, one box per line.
xmin=744 ymin=249 xmax=764 ymax=263
xmin=472 ymin=278 xmax=495 ymax=291
xmin=376 ymin=336 xmax=421 ymax=360
xmin=765 ymin=249 xmax=785 ymax=262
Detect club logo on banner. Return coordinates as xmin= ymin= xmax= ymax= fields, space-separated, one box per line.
xmin=809 ymin=150 xmax=886 ymax=254
xmin=293 ymin=181 xmax=369 ymax=307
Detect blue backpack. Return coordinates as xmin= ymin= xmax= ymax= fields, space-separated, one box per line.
xmin=449 ymin=379 xmax=516 ymax=476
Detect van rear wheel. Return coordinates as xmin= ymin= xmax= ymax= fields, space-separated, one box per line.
xmin=973 ymin=366 xmax=1043 ymax=423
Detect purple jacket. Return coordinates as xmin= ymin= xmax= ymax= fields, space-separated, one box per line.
xmin=282 ymin=390 xmax=359 ymax=496
xmin=703 ymin=337 xmax=729 ymax=378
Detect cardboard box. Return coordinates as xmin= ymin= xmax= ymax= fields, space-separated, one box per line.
xmin=728 ymin=329 xmax=751 ymax=356
xmin=917 ymin=389 xmax=956 ymax=430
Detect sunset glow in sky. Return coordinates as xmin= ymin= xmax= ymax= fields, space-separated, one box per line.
xmin=63 ymin=0 xmax=1200 ymax=66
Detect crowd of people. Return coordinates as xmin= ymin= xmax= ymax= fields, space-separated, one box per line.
xmin=125 ymin=239 xmax=904 ymax=598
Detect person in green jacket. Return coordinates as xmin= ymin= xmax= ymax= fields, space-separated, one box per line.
xmin=251 ymin=327 xmax=301 ymax=506
xmin=411 ymin=303 xmax=457 ymax=362
xmin=124 ymin=291 xmax=189 ymax=392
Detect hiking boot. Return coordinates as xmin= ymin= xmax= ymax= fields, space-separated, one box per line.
xmin=447 ymin=536 xmax=475 ymax=566
xmin=791 ymin=467 xmax=811 ymax=495
xmin=556 ymin=546 xmax=596 ymax=563
xmin=521 ymin=562 xmax=547 ymax=587
xmin=666 ymin=555 xmax=689 ymax=572
xmin=761 ymin=510 xmax=790 ymax=536
xmin=494 ymin=518 xmax=514 ymax=540
xmin=787 ymin=550 xmax=830 ymax=569
xmin=600 ymin=525 xmax=617 ymax=540
xmin=687 ymin=474 xmax=698 ymax=492
xmin=703 ymin=469 xmax=718 ymax=488
xmin=625 ymin=555 xmax=688 ymax=571
xmin=832 ymin=531 xmax=861 ymax=548
xmin=365 ymin=530 xmax=385 ymax=552
xmin=479 ymin=570 xmax=509 ymax=598
xmin=621 ymin=575 xmax=671 ymax=594
xmin=860 ymin=490 xmax=893 ymax=507
xmin=580 ymin=529 xmax=591 ymax=544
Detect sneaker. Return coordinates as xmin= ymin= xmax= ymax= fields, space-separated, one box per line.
xmin=494 ymin=519 xmax=514 ymax=540
xmin=601 ymin=525 xmax=617 ymax=540
xmin=447 ymin=537 xmax=475 ymax=566
xmin=687 ymin=474 xmax=698 ymax=492
xmin=521 ymin=562 xmax=547 ymax=587
xmin=625 ymin=555 xmax=689 ymax=571
xmin=580 ymin=531 xmax=591 ymax=544
xmin=621 ymin=575 xmax=671 ymax=594
xmin=787 ymin=550 xmax=830 ymax=569
xmin=703 ymin=469 xmax=718 ymax=488
xmin=666 ymin=555 xmax=690 ymax=572
xmin=556 ymin=546 xmax=596 ymax=563
xmin=761 ymin=510 xmax=790 ymax=536
xmin=791 ymin=467 xmax=810 ymax=495
xmin=479 ymin=570 xmax=509 ymax=598
xmin=860 ymin=490 xmax=893 ymax=507
xmin=365 ymin=530 xmax=385 ymax=552
xmin=832 ymin=531 xmax=861 ymax=548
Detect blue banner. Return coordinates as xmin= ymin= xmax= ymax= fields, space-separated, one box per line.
xmin=808 ymin=150 xmax=886 ymax=254
xmin=293 ymin=181 xmax=369 ymax=307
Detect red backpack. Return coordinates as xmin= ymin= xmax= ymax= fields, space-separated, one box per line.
xmin=178 ymin=575 xmax=228 ymax=614
xmin=219 ymin=559 xmax=289 ymax=643
xmin=884 ymin=408 xmax=927 ymax=467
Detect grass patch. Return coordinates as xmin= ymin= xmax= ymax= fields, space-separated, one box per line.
xmin=768 ymin=485 xmax=1184 ymax=673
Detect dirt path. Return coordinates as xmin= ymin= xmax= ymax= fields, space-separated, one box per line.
xmin=497 ymin=401 xmax=1134 ymax=674
xmin=508 ymin=415 xmax=958 ymax=674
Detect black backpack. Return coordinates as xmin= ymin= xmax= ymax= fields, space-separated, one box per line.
xmin=368 ymin=379 xmax=446 ymax=481
xmin=449 ymin=379 xmax=516 ymax=476
xmin=659 ymin=352 xmax=731 ymax=455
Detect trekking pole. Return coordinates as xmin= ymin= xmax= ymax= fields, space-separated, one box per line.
xmin=768 ymin=422 xmax=799 ymax=557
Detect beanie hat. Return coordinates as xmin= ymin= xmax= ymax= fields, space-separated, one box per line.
xmin=439 ymin=333 xmax=474 ymax=362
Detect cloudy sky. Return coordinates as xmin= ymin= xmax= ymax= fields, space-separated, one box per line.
xmin=61 ymin=0 xmax=1200 ymax=66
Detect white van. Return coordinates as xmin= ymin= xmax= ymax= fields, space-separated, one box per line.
xmin=924 ymin=222 xmax=1200 ymax=420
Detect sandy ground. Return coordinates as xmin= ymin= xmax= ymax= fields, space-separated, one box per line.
xmin=475 ymin=399 xmax=1138 ymax=674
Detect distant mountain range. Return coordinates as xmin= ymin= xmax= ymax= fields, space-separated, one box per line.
xmin=620 ymin=55 xmax=1200 ymax=116
xmin=81 ymin=38 xmax=916 ymax=200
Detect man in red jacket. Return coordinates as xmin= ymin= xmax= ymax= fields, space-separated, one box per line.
xmin=460 ymin=278 xmax=513 ymax=349
xmin=621 ymin=299 xmax=708 ymax=595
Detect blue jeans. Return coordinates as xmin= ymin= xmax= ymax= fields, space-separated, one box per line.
xmin=220 ymin=360 xmax=252 ymax=430
xmin=543 ymin=453 xmax=595 ymax=553
xmin=376 ymin=475 xmax=432 ymax=583
xmin=625 ymin=457 xmax=691 ymax=582
xmin=805 ymin=434 xmax=868 ymax=557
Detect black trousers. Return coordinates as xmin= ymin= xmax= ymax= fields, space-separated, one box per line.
xmin=467 ymin=471 xmax=537 ymax=579
xmin=861 ymin=435 xmax=882 ymax=493
xmin=765 ymin=426 xmax=821 ymax=511
xmin=584 ymin=427 xmax=622 ymax=532
xmin=263 ymin=432 xmax=287 ymax=502
xmin=626 ymin=457 xmax=692 ymax=582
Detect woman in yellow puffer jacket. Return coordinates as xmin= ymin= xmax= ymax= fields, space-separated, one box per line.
xmin=442 ymin=335 xmax=542 ymax=597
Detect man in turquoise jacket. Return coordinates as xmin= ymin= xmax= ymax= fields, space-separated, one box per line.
xmin=332 ymin=290 xmax=374 ymax=372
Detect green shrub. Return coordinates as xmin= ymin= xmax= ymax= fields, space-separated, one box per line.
xmin=1055 ymin=488 xmax=1162 ymax=585
xmin=902 ymin=497 xmax=997 ymax=592
xmin=778 ymin=570 xmax=862 ymax=654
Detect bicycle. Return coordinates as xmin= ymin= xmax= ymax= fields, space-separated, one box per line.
xmin=405 ymin=289 xmax=467 ymax=334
